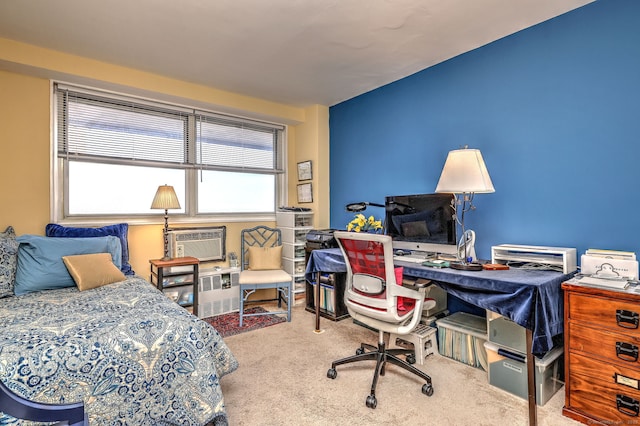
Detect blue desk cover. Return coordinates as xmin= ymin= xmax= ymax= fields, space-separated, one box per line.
xmin=305 ymin=248 xmax=573 ymax=355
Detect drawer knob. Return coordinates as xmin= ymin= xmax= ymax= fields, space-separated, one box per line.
xmin=617 ymin=309 xmax=639 ymax=329
xmin=617 ymin=394 xmax=640 ymax=417
xmin=616 ymin=341 xmax=639 ymax=362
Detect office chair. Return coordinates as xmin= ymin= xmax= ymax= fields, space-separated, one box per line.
xmin=239 ymin=225 xmax=293 ymax=327
xmin=327 ymin=231 xmax=435 ymax=409
xmin=0 ymin=378 xmax=89 ymax=425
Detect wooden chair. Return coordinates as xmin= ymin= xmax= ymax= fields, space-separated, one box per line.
xmin=239 ymin=225 xmax=293 ymax=327
xmin=0 ymin=379 xmax=88 ymax=425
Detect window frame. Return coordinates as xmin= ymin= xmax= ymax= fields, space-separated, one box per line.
xmin=51 ymin=82 xmax=288 ymax=226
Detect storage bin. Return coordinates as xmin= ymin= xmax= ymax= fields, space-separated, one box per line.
xmin=487 ymin=310 xmax=526 ymax=354
xmin=423 ymin=284 xmax=448 ymax=317
xmin=436 ymin=311 xmax=488 ymax=370
xmin=484 ymin=341 xmax=564 ymax=406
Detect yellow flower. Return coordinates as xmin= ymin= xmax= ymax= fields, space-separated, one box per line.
xmin=346 ymin=213 xmax=383 ymax=232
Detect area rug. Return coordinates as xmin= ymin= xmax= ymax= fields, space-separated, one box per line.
xmin=202 ymin=307 xmax=286 ymax=337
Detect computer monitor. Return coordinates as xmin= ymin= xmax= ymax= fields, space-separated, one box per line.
xmin=385 ymin=193 xmax=457 ymax=256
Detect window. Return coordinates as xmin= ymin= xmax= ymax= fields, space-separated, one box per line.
xmin=53 ymin=84 xmax=286 ymax=222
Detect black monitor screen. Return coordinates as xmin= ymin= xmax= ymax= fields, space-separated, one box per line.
xmin=385 ymin=193 xmax=456 ymax=245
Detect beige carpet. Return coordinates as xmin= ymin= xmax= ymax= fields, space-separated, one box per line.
xmin=219 ymin=304 xmax=582 ymax=426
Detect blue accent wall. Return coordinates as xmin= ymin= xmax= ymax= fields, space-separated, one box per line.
xmin=329 ymin=0 xmax=640 ymax=261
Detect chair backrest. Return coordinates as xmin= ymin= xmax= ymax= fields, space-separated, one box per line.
xmin=334 ymin=231 xmax=425 ymax=333
xmin=241 ymin=225 xmax=282 ymax=271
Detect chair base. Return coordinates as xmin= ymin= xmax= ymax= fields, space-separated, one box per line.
xmin=327 ymin=330 xmax=434 ymax=409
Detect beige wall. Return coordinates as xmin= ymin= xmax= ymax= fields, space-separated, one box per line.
xmin=0 ymin=38 xmax=329 ymax=277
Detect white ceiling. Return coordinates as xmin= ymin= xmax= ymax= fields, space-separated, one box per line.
xmin=0 ymin=0 xmax=593 ymax=107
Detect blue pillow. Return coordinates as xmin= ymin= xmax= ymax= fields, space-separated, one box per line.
xmin=14 ymin=235 xmax=122 ymax=295
xmin=45 ymin=223 xmax=134 ymax=275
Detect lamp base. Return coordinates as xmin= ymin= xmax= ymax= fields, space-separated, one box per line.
xmin=449 ymin=261 xmax=484 ymax=271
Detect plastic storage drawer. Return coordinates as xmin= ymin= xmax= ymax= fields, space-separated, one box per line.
xmin=487 ymin=310 xmax=526 ymax=354
xmin=484 ymin=341 xmax=564 ymax=406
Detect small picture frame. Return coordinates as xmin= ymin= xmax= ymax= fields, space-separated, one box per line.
xmin=297 ymin=160 xmax=312 ymax=181
xmin=297 ymin=183 xmax=313 ymax=203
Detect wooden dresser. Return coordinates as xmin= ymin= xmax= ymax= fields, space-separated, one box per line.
xmin=563 ymin=280 xmax=640 ymax=424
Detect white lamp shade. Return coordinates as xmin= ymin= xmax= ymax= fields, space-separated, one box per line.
xmin=150 ymin=185 xmax=181 ymax=210
xmin=435 ymin=148 xmax=495 ymax=194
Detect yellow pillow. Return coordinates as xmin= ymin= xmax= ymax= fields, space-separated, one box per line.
xmin=62 ymin=252 xmax=126 ymax=291
xmin=248 ymin=245 xmax=282 ymax=270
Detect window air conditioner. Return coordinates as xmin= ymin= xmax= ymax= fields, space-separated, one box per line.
xmin=168 ymin=227 xmax=226 ymax=261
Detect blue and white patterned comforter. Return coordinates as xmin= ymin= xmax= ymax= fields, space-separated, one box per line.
xmin=0 ymin=277 xmax=238 ymax=425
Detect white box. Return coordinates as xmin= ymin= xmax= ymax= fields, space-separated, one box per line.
xmin=491 ymin=244 xmax=577 ymax=274
xmin=581 ymin=254 xmax=638 ymax=279
xmin=484 ymin=342 xmax=564 ymax=406
xmin=436 ymin=312 xmax=488 ymax=370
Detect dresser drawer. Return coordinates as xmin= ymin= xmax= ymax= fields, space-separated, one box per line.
xmin=569 ymin=321 xmax=640 ymax=366
xmin=570 ymin=352 xmax=640 ymax=395
xmin=568 ymin=371 xmax=640 ymax=423
xmin=568 ymin=293 xmax=640 ymax=335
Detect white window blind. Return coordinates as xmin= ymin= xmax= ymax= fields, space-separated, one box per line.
xmin=196 ymin=113 xmax=284 ymax=172
xmin=53 ymin=83 xmax=286 ymax=219
xmin=57 ymin=87 xmax=190 ymax=166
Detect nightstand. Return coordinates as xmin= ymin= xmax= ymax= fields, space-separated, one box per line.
xmin=150 ymin=257 xmax=200 ymax=316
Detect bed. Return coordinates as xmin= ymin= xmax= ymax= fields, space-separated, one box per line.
xmin=0 ymin=227 xmax=238 ymax=425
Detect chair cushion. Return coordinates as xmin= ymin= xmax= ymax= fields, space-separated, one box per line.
xmin=239 ymin=269 xmax=291 ymax=284
xmin=63 ymin=252 xmax=126 ymax=291
xmin=248 ymin=245 xmax=282 ymax=270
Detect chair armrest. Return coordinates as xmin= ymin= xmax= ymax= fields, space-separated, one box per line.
xmin=401 ymin=277 xmax=431 ymax=291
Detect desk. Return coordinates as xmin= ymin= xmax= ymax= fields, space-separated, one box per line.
xmin=305 ymin=248 xmax=574 ymax=426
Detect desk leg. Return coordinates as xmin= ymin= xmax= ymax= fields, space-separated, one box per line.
xmin=315 ymin=271 xmax=321 ymax=332
xmin=526 ymin=328 xmax=537 ymax=426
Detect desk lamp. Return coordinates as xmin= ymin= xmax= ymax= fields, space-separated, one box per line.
xmin=435 ymin=147 xmax=494 ymax=271
xmin=151 ymin=185 xmax=181 ymax=260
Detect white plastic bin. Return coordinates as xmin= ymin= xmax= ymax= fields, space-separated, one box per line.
xmin=436 ymin=312 xmax=488 ymax=370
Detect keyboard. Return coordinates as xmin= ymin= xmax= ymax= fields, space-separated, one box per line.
xmin=394 ymin=255 xmax=429 ymax=263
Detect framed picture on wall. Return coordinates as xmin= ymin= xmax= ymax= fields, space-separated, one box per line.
xmin=297 ymin=160 xmax=312 ymax=181
xmin=297 ymin=183 xmax=313 ymax=203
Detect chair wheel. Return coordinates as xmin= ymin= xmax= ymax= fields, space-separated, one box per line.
xmin=327 ymin=368 xmax=337 ymax=379
xmin=406 ymin=354 xmax=416 ymax=364
xmin=366 ymin=394 xmax=377 ymax=409
xmin=356 ymin=347 xmax=365 ymax=355
xmin=422 ymin=383 xmax=434 ymax=396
